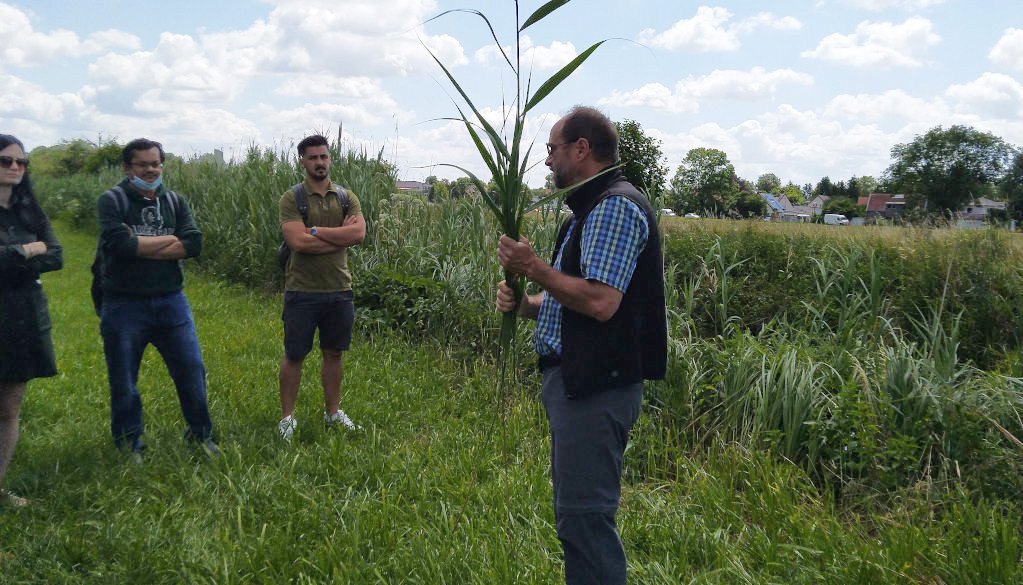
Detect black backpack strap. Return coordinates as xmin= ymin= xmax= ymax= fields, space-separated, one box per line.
xmin=164 ymin=189 xmax=178 ymax=218
xmin=107 ymin=185 xmax=129 ymax=219
xmin=292 ymin=184 xmax=309 ymax=225
xmin=292 ymin=183 xmax=348 ymax=223
xmin=332 ymin=184 xmax=350 ymax=215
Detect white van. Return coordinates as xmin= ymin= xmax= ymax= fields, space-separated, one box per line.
xmin=823 ymin=213 xmax=849 ymax=225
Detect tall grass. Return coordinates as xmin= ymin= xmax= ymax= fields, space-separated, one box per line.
xmin=4 ymin=224 xmax=1022 ymax=584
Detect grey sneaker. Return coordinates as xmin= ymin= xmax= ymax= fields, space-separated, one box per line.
xmin=0 ymin=489 xmax=29 ymax=508
xmin=324 ymin=409 xmax=362 ymax=431
xmin=278 ymin=415 xmax=297 ymax=440
xmin=200 ymin=438 xmax=220 ymax=455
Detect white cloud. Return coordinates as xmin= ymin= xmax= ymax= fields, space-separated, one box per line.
xmin=258 ymin=0 xmax=466 ymax=77
xmin=601 ymin=83 xmax=698 ymax=113
xmin=0 ymin=74 xmax=81 ymax=121
xmin=88 ymin=33 xmax=244 ymax=105
xmin=733 ymin=12 xmax=803 ymax=35
xmin=270 ymin=75 xmax=416 ymax=126
xmin=844 ymin=0 xmax=948 ymax=10
xmin=656 ymin=104 xmax=906 ymax=186
xmin=638 ymin=6 xmax=741 ymax=53
xmin=823 ymin=89 xmax=948 ymax=122
xmin=637 ymin=7 xmax=801 ymax=53
xmin=802 ymin=17 xmax=940 ymax=68
xmin=0 ymin=4 xmax=140 ymax=69
xmin=946 ymin=73 xmax=1023 ymax=120
xmin=600 ymin=68 xmax=813 ymax=113
xmin=989 ymin=28 xmax=1023 ymax=71
xmin=474 ymin=36 xmax=577 ymax=71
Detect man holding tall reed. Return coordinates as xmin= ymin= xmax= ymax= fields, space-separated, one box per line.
xmin=277 ymin=135 xmax=365 ymax=440
xmin=96 ymin=138 xmax=217 ymax=459
xmin=496 ymin=107 xmax=667 ymax=585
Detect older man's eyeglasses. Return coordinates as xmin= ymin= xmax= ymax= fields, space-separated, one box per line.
xmin=546 ymin=140 xmax=576 ymax=155
xmin=0 ymin=156 xmax=30 ymax=170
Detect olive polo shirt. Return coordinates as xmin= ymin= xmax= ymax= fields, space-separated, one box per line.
xmin=278 ymin=181 xmax=362 ymax=292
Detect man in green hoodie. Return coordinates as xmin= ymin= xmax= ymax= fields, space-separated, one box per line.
xmin=96 ymin=138 xmax=216 ymax=458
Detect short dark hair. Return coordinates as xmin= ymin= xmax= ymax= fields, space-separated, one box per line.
xmin=122 ymin=138 xmax=165 ymax=166
xmin=560 ymin=106 xmax=619 ymax=165
xmin=297 ymin=135 xmax=329 ymax=157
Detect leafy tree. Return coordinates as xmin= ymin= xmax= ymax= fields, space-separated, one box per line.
xmin=813 ymin=176 xmax=836 ymax=199
xmin=845 ymin=176 xmax=860 ymax=200
xmin=669 ymin=147 xmax=739 ymax=215
xmin=615 ymin=119 xmax=668 ymax=199
xmin=1002 ymin=152 xmax=1023 ymax=221
xmin=854 ymin=175 xmax=878 ymax=198
xmin=756 ymin=172 xmax=781 ymax=194
xmin=430 ymin=180 xmax=450 ymax=201
xmin=823 ymin=197 xmax=865 ymax=218
xmin=884 ymin=125 xmax=1017 ymax=213
xmin=780 ymin=183 xmax=806 ymax=205
xmin=448 ymin=176 xmax=473 ymax=199
xmin=734 ymin=178 xmax=766 ymax=218
xmin=83 ymin=142 xmax=123 ymax=174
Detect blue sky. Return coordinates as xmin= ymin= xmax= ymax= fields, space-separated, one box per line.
xmin=2 ymin=0 xmax=1022 ymax=189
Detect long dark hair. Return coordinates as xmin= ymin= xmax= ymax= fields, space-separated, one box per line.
xmin=0 ymin=134 xmax=50 ymax=236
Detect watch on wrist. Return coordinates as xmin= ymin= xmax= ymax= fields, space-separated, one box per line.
xmin=310 ymin=226 xmax=318 ymax=236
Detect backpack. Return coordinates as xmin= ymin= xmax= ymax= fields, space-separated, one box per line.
xmin=278 ymin=183 xmax=350 ymax=271
xmin=90 ymin=186 xmax=179 ymax=315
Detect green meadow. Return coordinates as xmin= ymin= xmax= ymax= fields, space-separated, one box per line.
xmin=3 ymin=147 xmax=1022 ymax=584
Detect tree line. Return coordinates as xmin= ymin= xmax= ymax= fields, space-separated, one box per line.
xmin=617 ymin=121 xmax=1023 ymax=222
xmin=26 ymin=124 xmax=1023 ymax=223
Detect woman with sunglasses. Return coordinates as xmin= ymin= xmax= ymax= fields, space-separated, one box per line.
xmin=0 ymin=134 xmax=63 ymax=508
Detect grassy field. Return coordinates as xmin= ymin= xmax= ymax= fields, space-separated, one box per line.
xmin=2 ymin=225 xmax=1021 ymax=584
xmin=660 ymin=215 xmax=1023 ymax=250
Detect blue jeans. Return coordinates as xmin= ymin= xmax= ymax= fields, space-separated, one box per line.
xmin=100 ymin=291 xmax=213 ymax=448
xmin=542 ymin=366 xmax=643 ymax=585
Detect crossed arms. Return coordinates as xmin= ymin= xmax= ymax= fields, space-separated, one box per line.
xmin=281 ymin=214 xmax=365 ymax=254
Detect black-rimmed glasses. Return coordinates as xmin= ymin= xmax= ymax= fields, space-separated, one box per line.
xmin=0 ymin=156 xmax=29 ymax=170
xmin=546 ymin=140 xmax=576 ymax=155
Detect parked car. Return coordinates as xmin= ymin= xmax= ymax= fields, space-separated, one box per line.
xmin=823 ymin=213 xmax=849 ymax=225
xmin=660 ymin=208 xmax=677 ymax=217
xmin=684 ymin=212 xmax=700 ymax=219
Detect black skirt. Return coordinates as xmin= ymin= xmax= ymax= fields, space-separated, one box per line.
xmin=0 ymin=280 xmax=57 ymax=383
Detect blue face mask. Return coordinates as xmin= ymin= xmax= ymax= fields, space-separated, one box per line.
xmin=131 ymin=175 xmax=162 ymax=191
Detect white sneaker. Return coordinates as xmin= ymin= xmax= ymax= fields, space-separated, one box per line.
xmin=324 ymin=409 xmax=362 ymax=431
xmin=278 ymin=415 xmax=297 ymax=440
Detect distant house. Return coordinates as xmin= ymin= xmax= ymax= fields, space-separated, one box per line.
xmin=396 ymin=180 xmax=428 ymax=197
xmin=806 ymin=195 xmax=831 ymax=213
xmin=780 ymin=205 xmax=814 ymax=222
xmin=857 ymin=193 xmax=906 ymax=219
xmin=759 ymin=192 xmax=786 ymax=218
xmin=960 ymin=197 xmax=1006 ymax=220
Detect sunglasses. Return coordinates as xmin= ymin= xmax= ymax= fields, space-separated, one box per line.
xmin=0 ymin=155 xmax=30 ymax=170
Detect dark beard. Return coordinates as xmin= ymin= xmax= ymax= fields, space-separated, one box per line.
xmin=553 ymin=167 xmax=571 ymax=189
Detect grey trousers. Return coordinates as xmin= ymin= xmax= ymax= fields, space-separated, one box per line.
xmin=541 ymin=366 xmax=643 ymax=585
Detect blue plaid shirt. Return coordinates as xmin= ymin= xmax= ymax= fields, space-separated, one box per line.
xmin=533 ymin=195 xmax=649 ymax=357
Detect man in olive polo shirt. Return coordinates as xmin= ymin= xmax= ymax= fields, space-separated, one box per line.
xmin=277 ymin=134 xmax=365 ymax=439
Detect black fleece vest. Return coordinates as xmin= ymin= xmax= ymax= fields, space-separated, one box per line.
xmin=553 ymin=169 xmax=667 ymax=398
